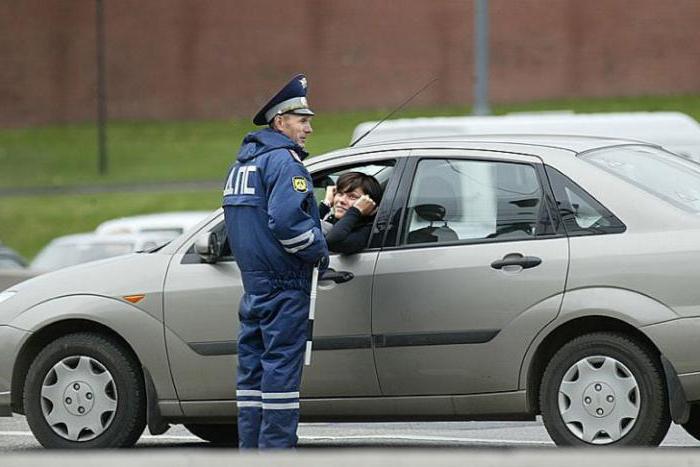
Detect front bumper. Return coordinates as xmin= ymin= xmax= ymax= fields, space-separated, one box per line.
xmin=0 ymin=325 xmax=31 ymax=416
xmin=643 ymin=317 xmax=700 ymax=402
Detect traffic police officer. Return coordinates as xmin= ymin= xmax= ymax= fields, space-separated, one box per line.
xmin=222 ymin=74 xmax=329 ymax=449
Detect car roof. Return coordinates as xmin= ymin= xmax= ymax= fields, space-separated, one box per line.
xmin=350 ymin=112 xmax=700 ymax=155
xmin=308 ymin=134 xmax=658 ymax=166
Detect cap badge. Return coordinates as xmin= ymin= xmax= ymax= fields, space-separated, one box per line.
xmin=299 ymin=77 xmax=307 ymax=89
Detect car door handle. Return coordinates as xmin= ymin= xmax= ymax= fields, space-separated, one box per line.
xmin=490 ymin=254 xmax=542 ymax=270
xmin=319 ymin=268 xmax=354 ymax=284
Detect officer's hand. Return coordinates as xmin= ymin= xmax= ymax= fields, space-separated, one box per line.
xmin=353 ymin=195 xmax=376 ymax=216
xmin=324 ymin=186 xmax=337 ymax=206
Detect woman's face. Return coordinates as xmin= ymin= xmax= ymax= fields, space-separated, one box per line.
xmin=333 ymin=186 xmax=365 ymax=219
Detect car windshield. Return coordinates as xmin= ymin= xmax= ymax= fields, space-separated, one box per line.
xmin=31 ymin=242 xmax=135 ymax=270
xmin=580 ymin=145 xmax=700 ymax=213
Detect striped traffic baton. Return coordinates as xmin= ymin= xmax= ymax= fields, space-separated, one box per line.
xmin=304 ymin=265 xmax=320 ymax=366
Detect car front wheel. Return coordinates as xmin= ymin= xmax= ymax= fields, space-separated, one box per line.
xmin=539 ymin=332 xmax=670 ymax=446
xmin=23 ymin=332 xmax=146 ymax=448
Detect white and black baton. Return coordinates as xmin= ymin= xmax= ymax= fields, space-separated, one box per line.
xmin=304 ymin=265 xmax=320 ymax=366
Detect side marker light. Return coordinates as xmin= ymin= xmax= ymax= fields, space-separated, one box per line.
xmin=123 ymin=294 xmax=145 ymax=304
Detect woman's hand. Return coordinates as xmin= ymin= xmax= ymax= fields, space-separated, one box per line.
xmin=324 ymin=185 xmax=337 ymax=206
xmin=353 ymin=194 xmax=377 ymax=216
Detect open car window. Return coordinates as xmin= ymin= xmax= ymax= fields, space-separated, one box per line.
xmin=312 ymin=161 xmax=396 ymax=202
xmin=312 ymin=159 xmax=398 ymax=252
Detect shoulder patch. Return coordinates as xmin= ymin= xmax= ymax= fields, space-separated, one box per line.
xmin=292 ymin=176 xmax=308 ymax=192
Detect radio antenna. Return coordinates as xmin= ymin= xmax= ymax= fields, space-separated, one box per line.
xmin=350 ymin=78 xmax=439 ymax=147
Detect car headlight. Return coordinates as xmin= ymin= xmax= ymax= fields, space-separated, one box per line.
xmin=0 ymin=291 xmax=17 ymax=304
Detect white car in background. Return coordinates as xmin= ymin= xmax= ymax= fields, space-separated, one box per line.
xmin=30 ymin=232 xmax=173 ymax=272
xmin=351 ymin=111 xmax=700 ymax=161
xmin=95 ymin=211 xmax=210 ymax=238
xmin=0 ymin=212 xmax=211 ymax=286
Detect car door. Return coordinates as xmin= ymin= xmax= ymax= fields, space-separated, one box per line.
xmin=372 ymin=150 xmax=569 ymax=396
xmin=162 ymin=214 xmax=382 ymax=403
xmin=162 ymin=155 xmax=404 ymax=403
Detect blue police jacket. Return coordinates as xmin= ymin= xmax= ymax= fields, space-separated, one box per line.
xmin=222 ymin=128 xmax=328 ymax=292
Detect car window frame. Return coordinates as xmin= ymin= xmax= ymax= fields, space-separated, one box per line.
xmin=383 ymin=151 xmax=563 ymax=251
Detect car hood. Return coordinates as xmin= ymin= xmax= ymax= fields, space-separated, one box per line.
xmin=0 ymin=252 xmax=172 ymax=325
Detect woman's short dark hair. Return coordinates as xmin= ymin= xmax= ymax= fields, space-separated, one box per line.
xmin=336 ymin=172 xmax=382 ymax=205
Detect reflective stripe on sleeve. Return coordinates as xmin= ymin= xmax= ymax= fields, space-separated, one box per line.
xmin=279 ymin=230 xmax=313 ymax=246
xmin=283 ymin=232 xmax=315 ymax=254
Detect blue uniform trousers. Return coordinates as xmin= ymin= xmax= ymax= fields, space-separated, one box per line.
xmin=236 ymin=285 xmax=310 ymax=449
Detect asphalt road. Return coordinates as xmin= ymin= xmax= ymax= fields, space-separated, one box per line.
xmin=1 ymin=415 xmax=698 ymax=451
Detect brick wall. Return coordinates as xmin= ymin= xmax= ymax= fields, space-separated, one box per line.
xmin=1 ymin=0 xmax=699 ymax=126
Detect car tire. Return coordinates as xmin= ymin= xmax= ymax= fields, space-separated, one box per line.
xmin=539 ymin=332 xmax=670 ymax=446
xmin=681 ymin=404 xmax=700 ymax=441
xmin=184 ymin=423 xmax=239 ymax=446
xmin=23 ymin=332 xmax=146 ymax=448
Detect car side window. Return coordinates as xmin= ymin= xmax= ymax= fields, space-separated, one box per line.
xmin=545 ymin=166 xmax=626 ymax=236
xmin=402 ymin=159 xmax=551 ymax=245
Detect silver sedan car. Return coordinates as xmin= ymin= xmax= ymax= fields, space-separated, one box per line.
xmin=2 ymin=135 xmax=700 ymax=448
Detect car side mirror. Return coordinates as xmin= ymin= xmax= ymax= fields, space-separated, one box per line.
xmin=195 ymin=232 xmax=222 ymax=264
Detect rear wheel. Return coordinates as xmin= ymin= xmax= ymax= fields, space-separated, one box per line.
xmin=539 ymin=332 xmax=670 ymax=446
xmin=23 ymin=333 xmax=146 ymax=448
xmin=185 ymin=423 xmax=239 ymax=446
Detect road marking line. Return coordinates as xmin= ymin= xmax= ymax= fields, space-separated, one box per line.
xmin=0 ymin=430 xmax=689 ymax=447
xmin=0 ymin=430 xmax=551 ymax=445
xmin=0 ymin=431 xmax=34 ymax=437
xmin=300 ymin=434 xmax=554 ymax=445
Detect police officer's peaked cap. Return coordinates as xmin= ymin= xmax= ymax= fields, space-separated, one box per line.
xmin=253 ymin=74 xmax=315 ymax=126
